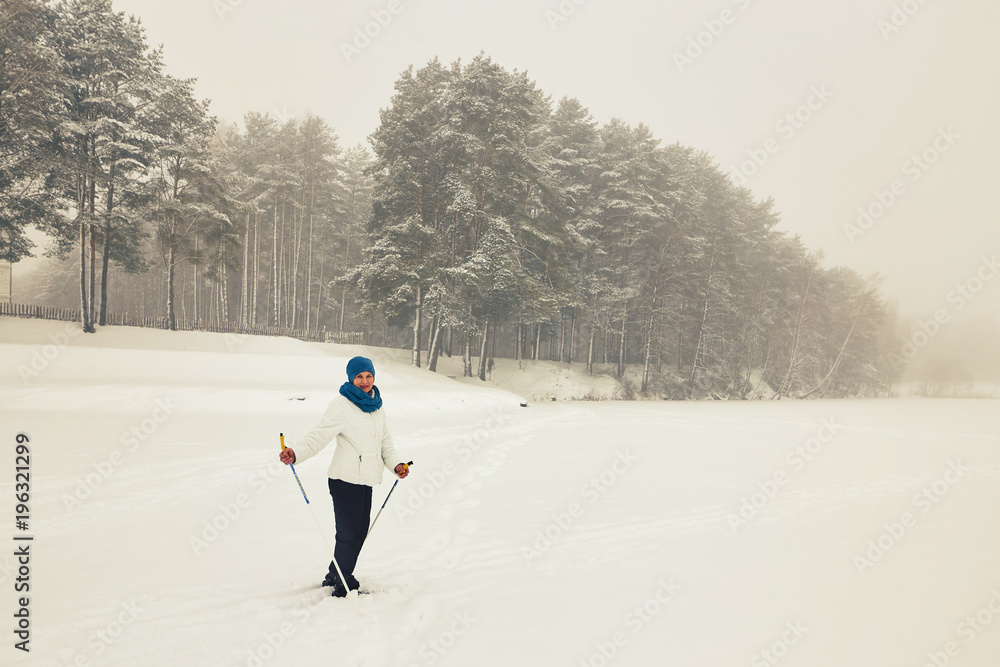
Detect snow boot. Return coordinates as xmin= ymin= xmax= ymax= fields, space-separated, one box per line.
xmin=325 ymin=573 xmax=360 ymax=597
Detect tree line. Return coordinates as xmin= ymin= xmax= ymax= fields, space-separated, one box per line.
xmin=1 ymin=0 xmax=900 ymax=397
xmin=356 ymin=56 xmax=899 ymax=397
xmin=2 ymin=0 xmax=370 ymax=334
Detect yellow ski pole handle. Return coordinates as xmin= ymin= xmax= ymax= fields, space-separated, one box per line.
xmin=280 ymin=433 xmax=309 ymax=504
xmin=280 ymin=434 xmax=360 ymax=610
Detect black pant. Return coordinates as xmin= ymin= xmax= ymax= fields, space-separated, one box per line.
xmin=327 ymin=478 xmax=372 ymax=589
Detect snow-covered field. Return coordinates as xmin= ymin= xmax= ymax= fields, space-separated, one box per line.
xmin=2 ymin=318 xmax=1000 ymax=667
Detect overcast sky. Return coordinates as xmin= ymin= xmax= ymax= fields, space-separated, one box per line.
xmin=64 ymin=0 xmax=1000 ymax=322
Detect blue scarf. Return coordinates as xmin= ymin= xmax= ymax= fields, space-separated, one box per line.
xmin=339 ymin=382 xmax=383 ymax=413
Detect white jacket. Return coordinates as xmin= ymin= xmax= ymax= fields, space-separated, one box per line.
xmin=293 ymin=394 xmax=401 ymax=486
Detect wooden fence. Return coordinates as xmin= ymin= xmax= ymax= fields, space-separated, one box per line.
xmin=0 ymin=301 xmax=369 ymax=345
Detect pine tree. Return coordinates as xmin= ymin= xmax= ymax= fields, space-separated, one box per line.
xmin=359 ymin=58 xmax=455 ymax=368
xmin=232 ymin=112 xmax=280 ymax=327
xmin=533 ymin=97 xmax=598 ymax=367
xmin=329 ymin=145 xmax=371 ymax=333
xmin=0 ymin=0 xmax=62 ymax=264
xmin=441 ymin=55 xmax=556 ymax=377
xmin=45 ymin=0 xmax=159 ymax=332
xmin=293 ymin=115 xmax=340 ymax=330
xmin=590 ymin=120 xmax=662 ymax=378
xmin=145 ymin=75 xmax=228 ymax=330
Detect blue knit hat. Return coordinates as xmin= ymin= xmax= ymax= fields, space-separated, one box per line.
xmin=346 ymin=356 xmax=375 ymax=381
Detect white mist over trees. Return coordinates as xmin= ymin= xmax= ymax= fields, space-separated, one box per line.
xmin=2 ymin=0 xmax=903 ymax=397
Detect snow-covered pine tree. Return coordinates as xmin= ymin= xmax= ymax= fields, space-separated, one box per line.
xmin=590 ymin=120 xmax=661 ymax=378
xmin=535 ymin=97 xmax=600 ymax=368
xmin=0 ymin=0 xmax=62 ymax=265
xmin=294 ymin=115 xmax=341 ymax=331
xmin=232 ymin=112 xmax=280 ymax=327
xmin=359 ymin=58 xmax=455 ymax=367
xmin=45 ymin=0 xmax=160 ymax=332
xmin=439 ymin=55 xmax=556 ymax=377
xmin=144 ymin=75 xmax=228 ymax=331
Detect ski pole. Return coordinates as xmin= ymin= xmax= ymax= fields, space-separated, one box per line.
xmin=279 ymin=434 xmax=360 ymax=609
xmin=280 ymin=433 xmax=309 ymax=503
xmin=367 ymin=461 xmax=412 ymax=538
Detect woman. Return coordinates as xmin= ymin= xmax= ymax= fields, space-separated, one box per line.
xmin=279 ymin=355 xmax=409 ymax=597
